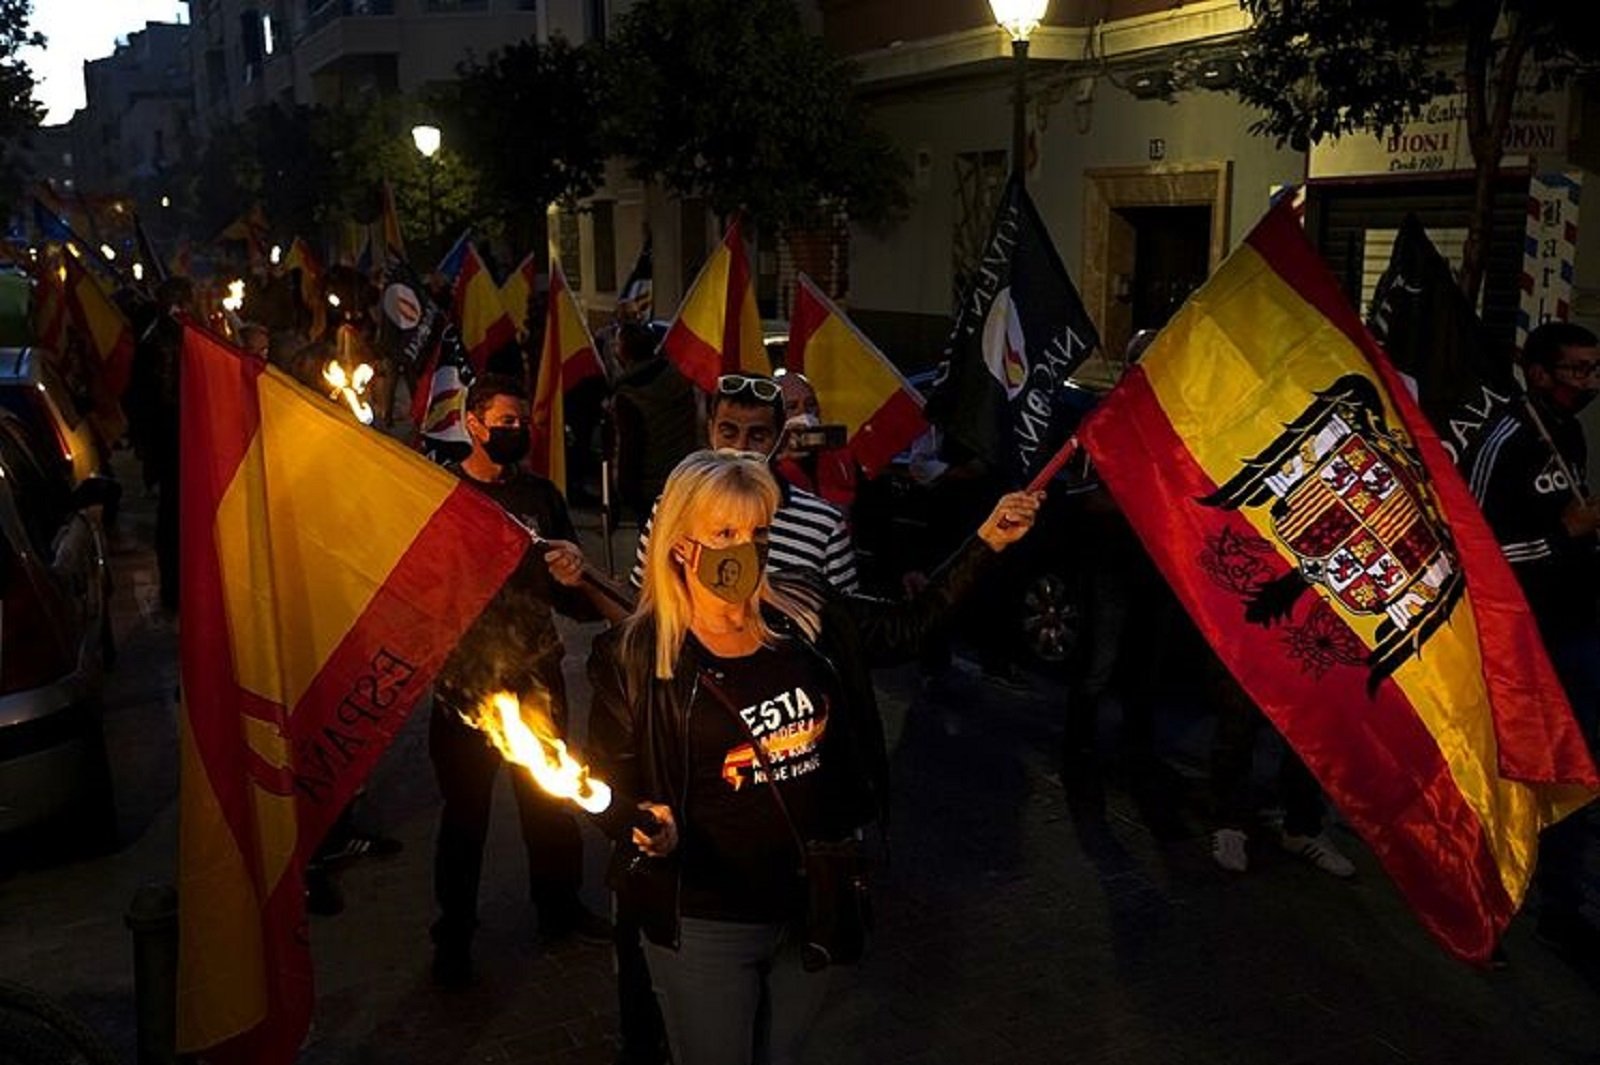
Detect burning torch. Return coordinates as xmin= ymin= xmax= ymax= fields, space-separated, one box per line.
xmin=323 ymin=360 xmax=376 ymax=425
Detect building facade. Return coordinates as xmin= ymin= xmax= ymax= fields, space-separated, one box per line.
xmin=66 ymin=22 xmax=195 ymax=204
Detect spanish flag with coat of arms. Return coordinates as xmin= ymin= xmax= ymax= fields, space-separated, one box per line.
xmin=176 ymin=326 xmax=529 ymax=1061
xmin=1077 ymin=202 xmax=1599 ymax=964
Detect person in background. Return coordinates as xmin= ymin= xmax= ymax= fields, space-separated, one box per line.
xmin=609 ymin=322 xmax=699 ymax=526
xmin=1465 ymin=320 xmax=1600 ymax=961
xmin=590 ymin=450 xmax=1040 ymax=1065
xmin=428 ymin=373 xmax=614 ymax=988
xmin=773 ymin=370 xmax=859 ymax=517
xmin=239 ymin=322 xmax=271 ymax=362
xmin=126 ymin=275 xmax=194 ymax=612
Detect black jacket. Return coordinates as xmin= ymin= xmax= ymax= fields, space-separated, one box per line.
xmin=586 ymin=536 xmax=998 ymax=943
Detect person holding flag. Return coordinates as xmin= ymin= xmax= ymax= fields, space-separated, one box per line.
xmin=428 ymin=372 xmax=614 ymax=989
xmin=1465 ymin=320 xmax=1600 ymax=959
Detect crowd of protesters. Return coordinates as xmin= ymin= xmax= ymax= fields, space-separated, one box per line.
xmin=42 ymin=244 xmax=1597 ymax=1065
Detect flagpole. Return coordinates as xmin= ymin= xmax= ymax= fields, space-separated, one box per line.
xmin=1519 ymin=394 xmax=1591 ymax=509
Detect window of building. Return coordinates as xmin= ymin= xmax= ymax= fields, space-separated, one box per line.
xmin=585 ymin=0 xmax=607 ymax=40
xmin=591 ymin=201 xmax=616 ymax=293
xmin=425 ymin=0 xmax=489 ymax=11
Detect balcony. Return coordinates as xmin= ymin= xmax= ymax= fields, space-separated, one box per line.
xmin=301 ymin=0 xmax=396 ymax=38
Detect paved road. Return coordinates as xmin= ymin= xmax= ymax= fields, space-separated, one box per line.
xmin=2 ymin=451 xmax=1598 ymax=1064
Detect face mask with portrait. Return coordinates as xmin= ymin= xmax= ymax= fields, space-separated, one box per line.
xmin=687 ymin=539 xmax=769 ymax=604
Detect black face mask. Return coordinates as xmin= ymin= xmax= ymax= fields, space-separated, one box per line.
xmin=483 ymin=426 xmax=530 ymax=466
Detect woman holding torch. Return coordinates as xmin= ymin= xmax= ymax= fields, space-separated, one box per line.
xmin=588 ymin=449 xmax=1040 ymax=1065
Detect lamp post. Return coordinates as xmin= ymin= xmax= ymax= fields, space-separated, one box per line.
xmin=411 ymin=123 xmax=442 ymax=251
xmin=988 ymin=0 xmax=1049 ymax=183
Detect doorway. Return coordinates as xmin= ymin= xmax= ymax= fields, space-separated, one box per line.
xmin=1082 ymin=163 xmax=1232 ymax=386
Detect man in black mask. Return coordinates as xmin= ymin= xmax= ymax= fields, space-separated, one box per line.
xmin=429 ymin=373 xmax=612 ymax=988
xmin=1467 ymin=321 xmax=1600 ymax=961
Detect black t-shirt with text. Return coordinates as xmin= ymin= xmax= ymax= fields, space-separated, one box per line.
xmin=681 ymin=636 xmax=839 ymax=923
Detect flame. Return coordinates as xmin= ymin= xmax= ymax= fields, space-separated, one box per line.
xmin=222 ymin=278 xmax=245 ymax=312
xmin=322 ymin=360 xmax=375 ymax=425
xmin=474 ymin=692 xmax=612 ymax=814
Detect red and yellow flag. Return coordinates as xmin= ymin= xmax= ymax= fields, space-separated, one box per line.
xmin=530 ymin=262 xmax=603 ymax=496
xmin=454 ymin=243 xmax=515 ymax=372
xmin=281 ymin=237 xmax=326 ymax=340
xmin=32 ymin=247 xmax=69 ymax=354
xmin=661 ymin=216 xmax=767 ymax=391
xmin=62 ymin=248 xmax=135 ymax=397
xmin=499 ymin=252 xmax=539 ymax=337
xmin=176 ymin=326 xmax=528 ymax=1061
xmin=1077 ymin=203 xmax=1599 ymax=964
xmin=786 ymin=273 xmax=927 ymax=478
xmin=379 ymin=178 xmax=407 ymax=266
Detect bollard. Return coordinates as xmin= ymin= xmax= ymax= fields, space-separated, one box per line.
xmin=125 ymin=882 xmax=178 ymax=1065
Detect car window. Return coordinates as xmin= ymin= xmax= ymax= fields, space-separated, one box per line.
xmin=0 ymin=421 xmax=66 ymax=559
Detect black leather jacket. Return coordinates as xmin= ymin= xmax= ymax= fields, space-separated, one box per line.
xmin=586 ymin=536 xmax=998 ymax=943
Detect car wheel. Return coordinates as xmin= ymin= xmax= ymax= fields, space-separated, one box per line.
xmin=1020 ymin=571 xmax=1082 ymax=666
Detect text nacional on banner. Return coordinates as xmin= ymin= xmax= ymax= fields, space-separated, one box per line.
xmin=176 ymin=325 xmax=528 ymax=1062
xmin=660 ymin=216 xmax=767 ymax=391
xmin=785 ymin=273 xmax=928 ymax=478
xmin=1077 ymin=202 xmax=1599 ymax=964
xmin=530 ymin=262 xmax=604 ymax=496
xmin=454 ymin=243 xmax=516 ymax=372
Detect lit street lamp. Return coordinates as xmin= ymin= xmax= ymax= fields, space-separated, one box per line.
xmin=988 ymin=0 xmax=1049 ymax=183
xmin=411 ymin=123 xmax=442 ymax=251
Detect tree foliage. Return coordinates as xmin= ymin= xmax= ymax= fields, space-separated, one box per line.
xmin=0 ymin=0 xmax=44 ymax=215
xmin=602 ymin=0 xmax=908 ymax=233
xmin=438 ymin=33 xmax=607 ymax=231
xmin=1236 ymin=0 xmax=1600 ymax=303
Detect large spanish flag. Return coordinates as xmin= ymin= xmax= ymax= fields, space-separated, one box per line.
xmin=661 ymin=216 xmax=767 ymax=391
xmin=1078 ymin=202 xmax=1599 ymax=964
xmin=786 ymin=273 xmax=927 ymax=478
xmin=176 ymin=326 xmax=528 ymax=1061
xmin=530 ymin=262 xmax=603 ymax=496
xmin=454 ymin=242 xmax=516 ymax=372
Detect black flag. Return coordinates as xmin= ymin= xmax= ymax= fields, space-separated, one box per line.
xmin=926 ymin=177 xmax=1100 ymax=483
xmin=1367 ymin=215 xmax=1515 ymax=463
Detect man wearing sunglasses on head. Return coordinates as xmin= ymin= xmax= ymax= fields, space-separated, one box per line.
xmin=629 ymin=372 xmax=858 ymax=596
xmin=1466 ymin=320 xmax=1600 ymax=962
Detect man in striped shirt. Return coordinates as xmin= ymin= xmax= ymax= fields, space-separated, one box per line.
xmin=629 ymin=372 xmax=858 ymax=594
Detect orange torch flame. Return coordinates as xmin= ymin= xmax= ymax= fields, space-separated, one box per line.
xmin=472 ymin=692 xmax=612 ymax=814
xmin=322 ymin=360 xmax=376 ymax=425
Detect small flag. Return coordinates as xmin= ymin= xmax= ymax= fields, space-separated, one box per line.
xmin=412 ymin=323 xmax=475 ymax=464
xmin=785 ymin=274 xmax=927 ymax=478
xmin=1076 ymin=201 xmax=1600 ymax=964
xmin=617 ymin=231 xmax=653 ymax=321
xmin=217 ymin=204 xmax=270 ymax=268
xmin=281 ymin=238 xmax=327 ymax=340
xmin=926 ymin=176 xmax=1100 ymax=483
xmin=453 ymin=243 xmax=516 ymax=373
xmin=499 ymin=252 xmax=540 ymax=336
xmin=132 ymin=212 xmax=169 ymax=285
xmin=1367 ymin=215 xmax=1515 ymax=464
xmin=379 ymin=179 xmax=407 ymax=267
xmin=61 ymin=249 xmax=136 ymax=397
xmin=176 ymin=326 xmax=528 ymax=1062
xmin=660 ymin=216 xmax=767 ymax=391
xmin=435 ymin=230 xmax=472 ymax=281
xmin=530 ymin=262 xmax=604 ymax=496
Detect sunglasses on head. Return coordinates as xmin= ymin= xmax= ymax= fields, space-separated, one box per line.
xmin=717 ymin=374 xmax=782 ymax=403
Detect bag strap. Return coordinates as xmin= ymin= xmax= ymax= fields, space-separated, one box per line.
xmin=697 ymin=669 xmax=808 ymax=874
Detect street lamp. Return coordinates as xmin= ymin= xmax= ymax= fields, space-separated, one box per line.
xmin=411 ymin=123 xmax=442 ymax=250
xmin=988 ymin=0 xmax=1049 ymax=182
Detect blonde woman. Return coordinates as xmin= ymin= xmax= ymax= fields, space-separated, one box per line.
xmin=589 ymin=450 xmax=1040 ymax=1065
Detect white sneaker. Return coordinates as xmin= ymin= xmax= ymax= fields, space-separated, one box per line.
xmin=1211 ymin=828 xmax=1249 ymax=872
xmin=1281 ymin=832 xmax=1356 ymax=878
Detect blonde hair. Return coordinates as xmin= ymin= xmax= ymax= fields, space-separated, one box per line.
xmin=624 ymin=450 xmax=798 ymax=679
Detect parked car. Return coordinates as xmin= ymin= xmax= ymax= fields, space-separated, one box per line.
xmin=0 ymin=409 xmax=117 ymax=849
xmin=0 ymin=347 xmax=110 ymax=492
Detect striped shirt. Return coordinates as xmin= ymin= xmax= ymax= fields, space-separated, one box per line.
xmin=630 ymin=481 xmax=859 ymax=594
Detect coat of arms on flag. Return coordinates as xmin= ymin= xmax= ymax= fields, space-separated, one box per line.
xmin=1199 ymin=375 xmax=1465 ymax=689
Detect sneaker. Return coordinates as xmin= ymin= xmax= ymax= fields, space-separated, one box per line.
xmin=431 ymin=941 xmax=473 ymax=990
xmin=1211 ymin=828 xmax=1249 ymax=873
xmin=540 ymin=903 xmax=614 ymax=946
xmin=318 ymin=831 xmax=404 ymax=865
xmin=1281 ymin=832 xmax=1356 ymax=878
